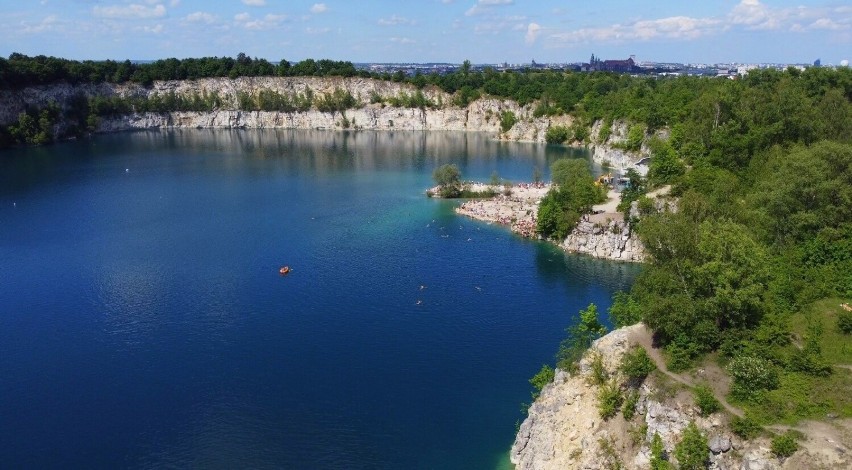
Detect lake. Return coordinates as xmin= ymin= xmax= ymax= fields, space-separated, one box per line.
xmin=0 ymin=130 xmax=639 ymax=469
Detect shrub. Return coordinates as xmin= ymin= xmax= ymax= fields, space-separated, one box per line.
xmin=556 ymin=304 xmax=608 ymax=371
xmin=608 ymin=291 xmax=642 ymax=328
xmin=589 ymin=353 xmax=609 ymax=386
xmin=624 ymin=123 xmax=645 ymax=151
xmin=545 ymin=125 xmax=571 ymax=144
xmin=839 ymin=309 xmax=852 ymax=334
xmin=693 ymin=385 xmax=720 ymax=416
xmin=529 ymin=364 xmax=555 ymax=399
xmin=432 ymin=164 xmax=461 ymax=197
xmin=500 ymin=110 xmax=517 ymax=133
xmin=728 ymin=356 xmax=779 ymax=401
xmin=730 ymin=414 xmax=762 ymax=440
xmin=571 ymin=120 xmax=589 ymax=142
xmin=650 ymin=432 xmax=672 ymax=470
xmin=622 ymin=390 xmax=640 ymax=420
xmin=674 ymin=421 xmax=708 ymax=470
xmin=620 ymin=347 xmax=656 ymax=385
xmin=598 ymin=119 xmax=613 ymax=144
xmin=597 ymin=380 xmax=623 ymax=420
xmin=770 ymin=431 xmax=799 ymax=458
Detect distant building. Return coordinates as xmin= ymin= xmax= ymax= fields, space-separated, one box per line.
xmin=584 ymin=54 xmax=638 ymax=73
xmin=814 ymin=58 xmax=821 ymax=67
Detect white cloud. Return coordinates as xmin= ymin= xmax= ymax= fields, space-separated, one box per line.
xmin=465 ymin=0 xmax=513 ymax=17
xmin=550 ymin=16 xmax=720 ymax=45
xmin=242 ymin=0 xmax=266 ymax=6
xmin=184 ymin=12 xmax=216 ymax=24
xmin=809 ymin=18 xmax=842 ymax=30
xmin=390 ymin=37 xmax=415 ymax=44
xmin=21 ymin=15 xmax=61 ymax=34
xmin=310 ymin=3 xmax=328 ymax=14
xmin=235 ymin=12 xmax=286 ymax=30
xmin=93 ymin=3 xmax=167 ymax=19
xmin=525 ymin=22 xmax=541 ymax=44
xmin=141 ymin=23 xmax=164 ymax=34
xmin=729 ymin=0 xmax=777 ymax=30
xmin=378 ymin=14 xmax=414 ymax=26
xmin=305 ymin=26 xmax=330 ymax=34
xmin=727 ymin=1 xmax=852 ymax=32
xmin=546 ymin=1 xmax=852 ymax=47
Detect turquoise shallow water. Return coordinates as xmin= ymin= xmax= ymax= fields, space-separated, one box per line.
xmin=0 ymin=130 xmax=639 ymax=469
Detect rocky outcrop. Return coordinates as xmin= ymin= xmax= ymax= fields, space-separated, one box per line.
xmin=0 ymin=76 xmax=581 ymax=141
xmin=511 ymin=325 xmax=843 ymax=470
xmin=512 ymin=325 xmax=642 ymax=470
xmin=561 ymin=216 xmax=645 ymax=262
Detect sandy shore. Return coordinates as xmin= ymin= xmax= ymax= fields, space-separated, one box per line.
xmin=455 ymin=183 xmax=551 ymax=238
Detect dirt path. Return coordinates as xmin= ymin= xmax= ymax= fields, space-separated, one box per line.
xmin=628 ymin=325 xmax=744 ymax=418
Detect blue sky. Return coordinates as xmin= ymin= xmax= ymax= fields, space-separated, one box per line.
xmin=1 ymin=1 xmax=849 ymax=64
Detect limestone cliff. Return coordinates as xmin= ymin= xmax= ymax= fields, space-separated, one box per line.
xmin=561 ymin=217 xmax=645 ymax=262
xmin=0 ymin=76 xmax=574 ymax=141
xmin=511 ymin=325 xmax=850 ymax=470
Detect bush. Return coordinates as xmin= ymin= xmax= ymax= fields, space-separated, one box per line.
xmin=529 ymin=364 xmax=554 ymax=399
xmin=650 ymin=432 xmax=672 ymax=470
xmin=624 ymin=123 xmax=645 ymax=151
xmin=609 ymin=291 xmax=643 ymax=328
xmin=500 ymin=110 xmax=517 ymax=133
xmin=623 ymin=390 xmax=640 ymax=420
xmin=674 ymin=421 xmax=709 ymax=470
xmin=837 ymin=309 xmax=852 ymax=334
xmin=620 ymin=347 xmax=656 ymax=384
xmin=556 ymin=304 xmax=608 ymax=371
xmin=730 ymin=414 xmax=762 ymax=440
xmin=597 ymin=380 xmax=623 ymax=420
xmin=432 ymin=164 xmax=461 ymax=197
xmin=728 ymin=356 xmax=779 ymax=401
xmin=598 ymin=119 xmax=613 ymax=144
xmin=545 ymin=125 xmax=571 ymax=144
xmin=770 ymin=431 xmax=799 ymax=458
xmin=693 ymin=385 xmax=720 ymax=416
xmin=589 ymin=353 xmax=609 ymax=386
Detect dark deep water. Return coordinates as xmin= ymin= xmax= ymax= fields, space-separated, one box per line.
xmin=0 ymin=130 xmax=639 ymax=469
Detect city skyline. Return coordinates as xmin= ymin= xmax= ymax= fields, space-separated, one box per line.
xmin=1 ymin=1 xmax=849 ymax=65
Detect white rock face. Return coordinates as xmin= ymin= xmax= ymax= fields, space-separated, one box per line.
xmin=511 ymin=325 xmax=641 ymax=470
xmin=0 ymin=77 xmax=575 ymax=141
xmin=511 ymin=325 xmax=792 ymax=470
xmin=561 ymin=218 xmax=645 ymax=262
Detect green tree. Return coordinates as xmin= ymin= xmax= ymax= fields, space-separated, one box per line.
xmin=432 ymin=163 xmax=461 ymax=197
xmin=556 ymin=304 xmax=607 ymax=371
xmin=650 ymin=432 xmax=673 ymax=470
xmin=674 ymin=422 xmax=708 ymax=470
xmin=545 ymin=125 xmax=570 ymax=144
xmin=529 ymin=364 xmax=554 ymax=399
xmin=500 ymin=110 xmax=517 ymax=133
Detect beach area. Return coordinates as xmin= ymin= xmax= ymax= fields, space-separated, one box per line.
xmin=454 ymin=183 xmax=551 ymax=238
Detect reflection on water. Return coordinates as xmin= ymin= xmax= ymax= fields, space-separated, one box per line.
xmin=0 ymin=129 xmax=636 ymax=469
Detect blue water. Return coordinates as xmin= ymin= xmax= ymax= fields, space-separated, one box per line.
xmin=0 ymin=130 xmax=639 ymax=469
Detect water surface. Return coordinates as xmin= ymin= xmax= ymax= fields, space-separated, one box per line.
xmin=0 ymin=130 xmax=638 ymax=468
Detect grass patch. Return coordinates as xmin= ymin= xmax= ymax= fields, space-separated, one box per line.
xmin=790 ymin=298 xmax=852 ymax=364
xmin=735 ymin=298 xmax=852 ymax=424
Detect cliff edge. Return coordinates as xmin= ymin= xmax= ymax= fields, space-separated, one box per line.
xmin=511 ymin=324 xmax=851 ymax=470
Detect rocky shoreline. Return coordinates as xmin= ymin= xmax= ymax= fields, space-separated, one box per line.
xmin=512 ymin=325 xmax=850 ymax=470
xmin=454 ymin=184 xmax=645 ymax=262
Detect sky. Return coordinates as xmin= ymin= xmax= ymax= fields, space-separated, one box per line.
xmin=0 ymin=1 xmax=849 ymax=65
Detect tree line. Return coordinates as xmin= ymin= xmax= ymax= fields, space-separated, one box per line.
xmin=0 ymin=52 xmax=360 ymax=89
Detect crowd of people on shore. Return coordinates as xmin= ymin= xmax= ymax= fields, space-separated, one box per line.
xmin=455 ymin=183 xmax=550 ymax=239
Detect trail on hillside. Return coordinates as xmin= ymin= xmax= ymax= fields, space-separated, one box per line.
xmin=628 ymin=325 xmax=744 ymax=418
